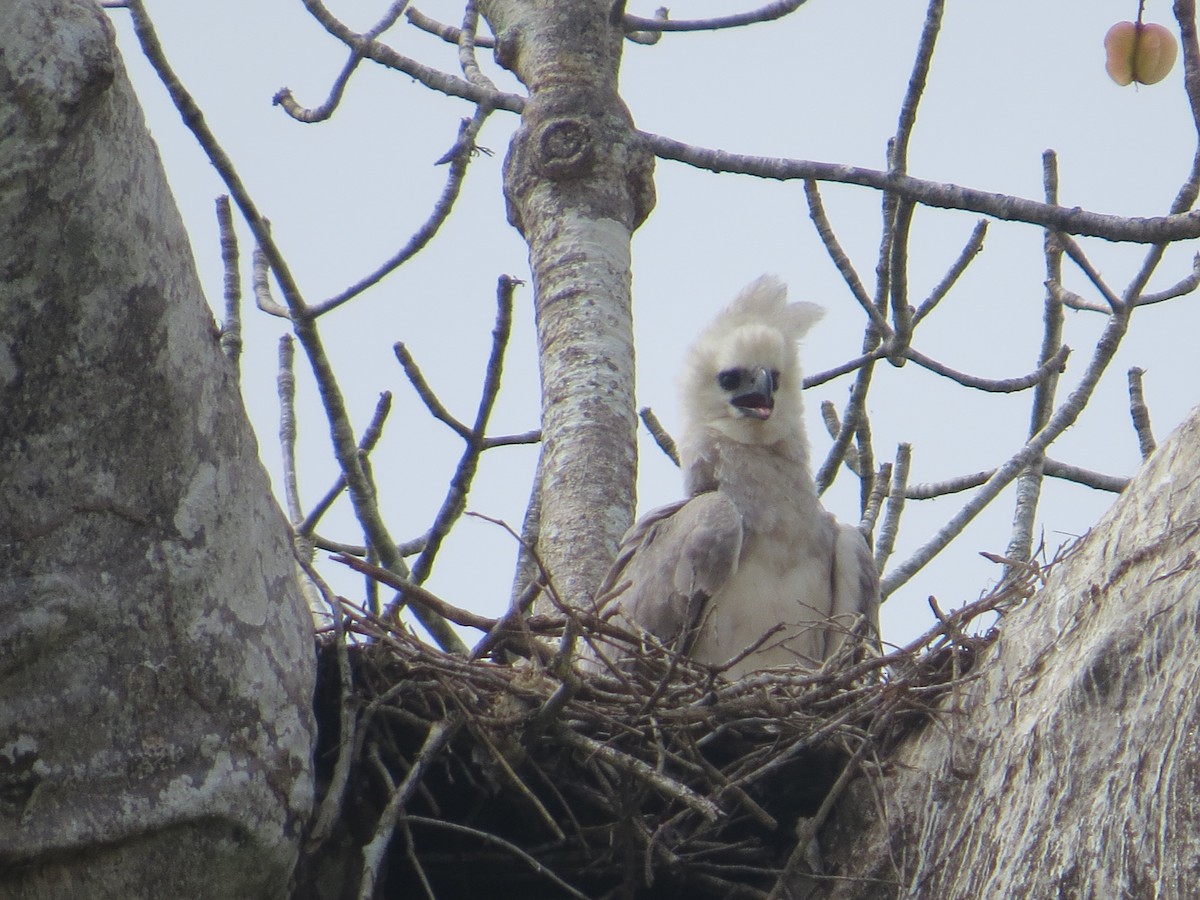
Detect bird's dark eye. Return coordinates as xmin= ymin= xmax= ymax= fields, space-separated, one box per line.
xmin=769 ymin=369 xmax=781 ymax=392
xmin=717 ymin=370 xmax=741 ymax=392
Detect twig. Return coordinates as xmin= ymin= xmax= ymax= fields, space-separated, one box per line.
xmin=1046 ymin=279 xmax=1108 ymax=314
xmin=1007 ymin=149 xmax=1065 ymax=568
xmin=406 ymin=815 xmax=591 ymax=900
xmin=469 ymin=510 xmax=569 ymax=629
xmin=881 ymin=307 xmax=1133 ymax=598
xmin=906 ymin=458 xmax=1128 ymax=498
xmin=887 ymin=199 xmax=915 ymax=364
xmin=640 ymin=406 xmax=680 ymax=466
xmin=1134 ymin=253 xmax=1200 ymax=306
xmin=406 ymin=7 xmax=494 ymax=47
xmin=902 ymin=343 xmax=1069 ymax=393
xmin=472 ymin=579 xmax=540 ymax=661
xmin=334 ymin=553 xmax=498 ymax=632
xmin=1040 ymin=460 xmax=1129 ymax=494
xmin=299 ymin=392 xmax=394 ymax=536
xmin=860 ymin=462 xmax=892 ymax=540
xmin=310 ymin=111 xmax=491 ymax=317
xmin=765 ymin=736 xmax=874 ymax=900
xmin=804 ymin=180 xmax=890 ymax=335
xmin=483 ymin=428 xmax=541 ymax=449
xmin=912 ymin=219 xmax=988 ymax=325
xmin=455 ymin=0 xmax=492 ymax=91
xmin=643 ymin=131 xmax=1200 ymax=243
xmin=126 ymin=2 xmax=308 ymax=319
xmin=624 ymin=6 xmax=668 ymax=44
xmin=301 ymin=0 xmax=524 ymax=111
xmin=854 ymin=401 xmax=877 ymax=515
xmin=554 ymin=727 xmax=722 ymax=823
xmin=274 ymin=0 xmax=409 ymax=123
xmin=621 ymin=0 xmax=811 ymax=33
xmin=302 ymin=562 xmax=358 ymax=851
xmin=252 ymin=239 xmax=291 ymax=318
xmin=804 ymin=347 xmax=887 ymax=388
xmin=1053 ymin=233 xmax=1125 ymax=312
xmin=408 ymin=276 xmax=518 ymax=589
xmin=215 ymin=196 xmax=242 ymax=370
xmin=358 ymin=716 xmax=462 ymax=900
xmin=874 ymin=444 xmax=911 ymax=576
xmin=819 ymin=401 xmax=860 ymax=476
xmin=890 ymin=0 xmax=944 ymax=176
xmin=506 ymin=472 xmax=542 ymax=615
xmin=394 ymin=343 xmax=471 ymax=439
xmin=815 ymin=371 xmax=871 ymax=495
xmin=1128 ymin=367 xmax=1157 ymax=459
xmin=277 ymin=336 xmax=303 ymax=524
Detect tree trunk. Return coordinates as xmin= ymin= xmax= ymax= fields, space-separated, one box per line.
xmin=817 ymin=403 xmax=1200 ymax=897
xmin=0 ymin=2 xmax=315 ymax=897
xmin=478 ymin=0 xmax=656 ymax=608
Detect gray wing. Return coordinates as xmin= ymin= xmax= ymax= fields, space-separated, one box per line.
xmin=824 ymin=521 xmax=882 ymax=660
xmin=594 ymin=492 xmax=743 ymax=655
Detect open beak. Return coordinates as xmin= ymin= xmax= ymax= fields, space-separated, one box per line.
xmin=732 ymin=368 xmax=775 ymax=420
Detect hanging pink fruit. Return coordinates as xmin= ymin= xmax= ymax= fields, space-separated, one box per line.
xmin=1105 ymin=21 xmax=1178 ymax=86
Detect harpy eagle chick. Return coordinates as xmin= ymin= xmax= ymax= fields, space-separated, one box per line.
xmin=589 ymin=275 xmax=880 ymax=679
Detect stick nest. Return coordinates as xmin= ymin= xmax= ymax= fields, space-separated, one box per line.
xmin=297 ymin=572 xmax=1036 ymax=900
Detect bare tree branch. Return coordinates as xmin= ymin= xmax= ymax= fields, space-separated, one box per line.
xmin=804 ymin=180 xmax=890 ymax=335
xmin=359 ymin=717 xmax=461 ymax=900
xmin=644 ymin=132 xmax=1200 ymax=242
xmin=1135 ymin=253 xmax=1200 ymax=306
xmin=277 ymin=336 xmax=303 ymax=525
xmin=394 ymin=343 xmax=472 ymax=440
xmin=881 ymin=307 xmax=1132 ymax=598
xmin=406 ymin=7 xmax=496 ymax=48
xmin=860 ymin=462 xmax=893 ymax=540
xmin=912 ymin=219 xmax=987 ymax=326
xmin=902 ymin=343 xmax=1069 ymax=393
xmin=1053 ymin=233 xmax=1125 ymax=312
xmin=874 ymin=444 xmax=911 ymax=576
xmin=1007 ymin=149 xmax=1066 ymax=568
xmin=640 ymin=406 xmax=681 ymax=467
xmin=906 ymin=458 xmax=1129 ymax=499
xmin=622 ymin=0 xmax=811 ymax=33
xmin=408 ymin=276 xmax=518 ymax=590
xmin=1128 ymin=367 xmax=1157 ymax=460
xmin=274 ymin=0 xmax=409 ymax=123
xmin=815 ymin=374 xmax=869 ymax=495
xmin=215 ymin=195 xmax=242 ymax=370
xmin=299 ymin=0 xmax=524 ymax=111
xmin=299 ymin=392 xmax=394 ymax=536
xmin=310 ymin=112 xmax=491 ymax=317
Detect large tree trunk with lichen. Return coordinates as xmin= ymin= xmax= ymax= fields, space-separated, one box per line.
xmin=0 ymin=2 xmax=315 ymax=897
xmin=478 ymin=0 xmax=656 ymax=609
xmin=812 ymin=404 xmax=1200 ymax=898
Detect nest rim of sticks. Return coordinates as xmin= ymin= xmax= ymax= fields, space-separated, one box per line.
xmin=302 ymin=558 xmax=1042 ymax=900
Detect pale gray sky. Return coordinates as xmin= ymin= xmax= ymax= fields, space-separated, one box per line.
xmin=110 ymin=1 xmax=1199 ymax=649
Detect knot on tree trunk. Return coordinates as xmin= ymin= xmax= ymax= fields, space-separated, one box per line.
xmin=501 ymin=87 xmax=655 ymax=234
xmin=535 ymin=117 xmax=595 ymax=179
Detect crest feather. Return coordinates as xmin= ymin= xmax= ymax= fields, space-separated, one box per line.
xmin=704 ymin=275 xmax=824 ymax=345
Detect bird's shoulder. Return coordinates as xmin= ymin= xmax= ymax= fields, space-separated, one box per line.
xmin=597 ymin=493 xmax=743 ymax=602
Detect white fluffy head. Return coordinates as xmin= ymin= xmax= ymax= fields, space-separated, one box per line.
xmin=679 ymin=275 xmax=824 ymax=446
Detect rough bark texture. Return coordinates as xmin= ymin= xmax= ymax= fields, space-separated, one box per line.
xmin=0 ymin=2 xmax=316 ymax=897
xmin=479 ymin=0 xmax=656 ymax=608
xmin=817 ymin=404 xmax=1200 ymax=898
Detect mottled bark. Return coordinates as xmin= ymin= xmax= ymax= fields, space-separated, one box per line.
xmin=479 ymin=0 xmax=656 ymax=607
xmin=0 ymin=2 xmax=315 ymax=897
xmin=817 ymin=404 xmax=1200 ymax=898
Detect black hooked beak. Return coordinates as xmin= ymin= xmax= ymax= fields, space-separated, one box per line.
xmin=732 ymin=367 xmax=776 ymax=420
